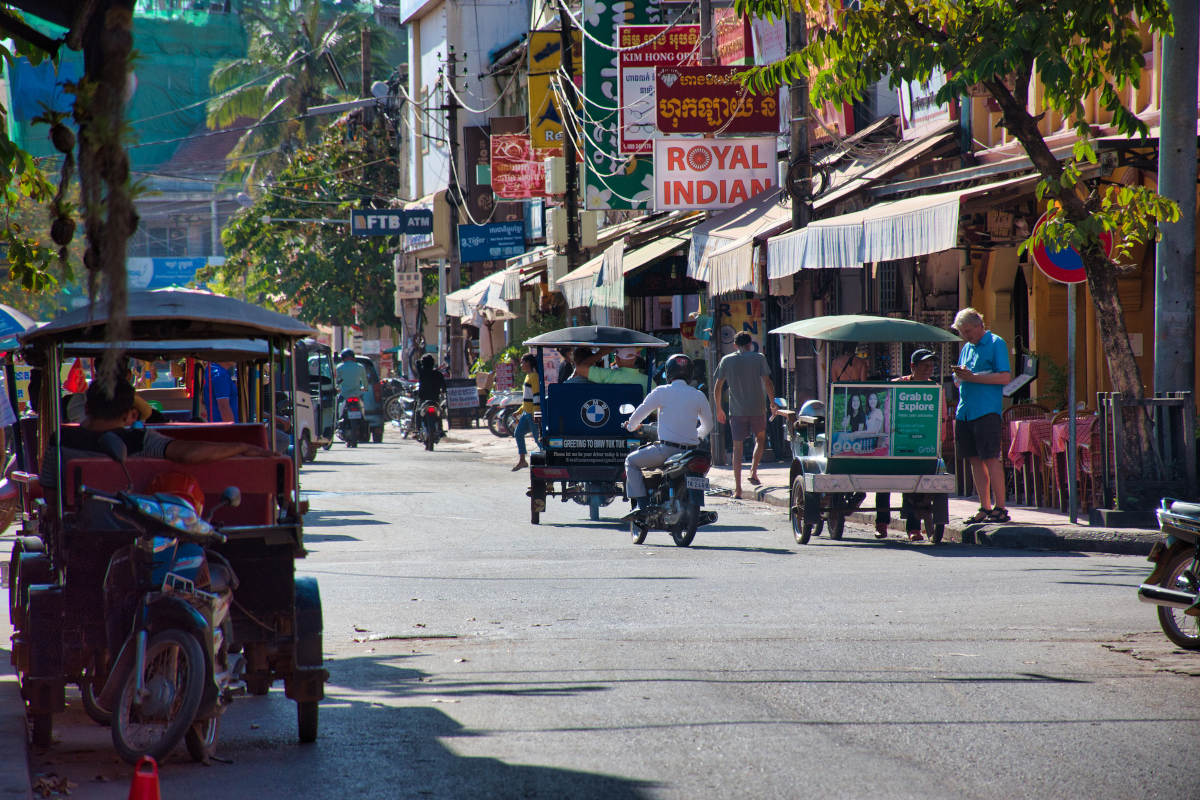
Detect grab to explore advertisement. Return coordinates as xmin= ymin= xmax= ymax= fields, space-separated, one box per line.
xmin=829 ymin=383 xmax=942 ymax=459
xmin=653 ymin=137 xmax=776 ymax=211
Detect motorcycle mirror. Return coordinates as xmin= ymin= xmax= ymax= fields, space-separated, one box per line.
xmin=221 ymin=486 xmax=242 ymax=508
xmin=618 ymin=403 xmax=636 ymax=414
xmin=773 ymin=397 xmax=788 ymax=409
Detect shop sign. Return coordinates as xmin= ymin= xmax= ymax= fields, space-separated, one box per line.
xmin=581 ymin=0 xmax=664 ymax=210
xmin=493 ymin=360 xmax=515 ymax=391
xmin=394 ymin=257 xmax=422 ymax=299
xmin=829 ymin=383 xmax=942 ymax=459
xmin=491 ymin=134 xmax=562 ymax=199
xmin=350 ymin=209 xmax=433 ymax=236
xmin=716 ymin=298 xmax=762 ymax=351
xmin=446 ymin=378 xmax=481 ymax=411
xmin=528 ymin=29 xmax=582 ymax=150
xmin=898 ymin=67 xmax=953 ymax=139
xmin=652 ymin=137 xmax=777 ymax=211
xmin=457 ymin=221 xmax=526 ymax=263
xmin=127 ymin=257 xmax=210 ymax=289
xmin=655 ymin=66 xmax=779 ymax=135
xmin=618 ymin=24 xmax=701 ymax=154
xmin=714 ymin=8 xmax=753 ymax=66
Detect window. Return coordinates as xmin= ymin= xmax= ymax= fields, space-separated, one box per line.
xmin=877 ymin=260 xmax=900 ymax=313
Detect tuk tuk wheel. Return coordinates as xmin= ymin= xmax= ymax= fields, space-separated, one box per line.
xmin=300 ymin=431 xmax=316 ymax=463
xmin=185 ymin=717 xmax=219 ymax=762
xmin=790 ymin=478 xmax=816 ymax=545
xmin=80 ymin=659 xmax=112 ymax=726
xmin=827 ymin=512 xmax=845 ymax=540
xmin=297 ymin=701 xmax=318 ymax=743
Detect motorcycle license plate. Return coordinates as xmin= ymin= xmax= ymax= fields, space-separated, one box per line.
xmin=347 ymin=411 xmax=363 ymax=419
xmin=685 ymin=476 xmax=708 ymax=491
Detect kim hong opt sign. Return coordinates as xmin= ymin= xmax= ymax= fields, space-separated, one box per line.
xmin=458 ymin=221 xmax=526 ymax=263
xmin=653 ymin=137 xmax=777 ymax=210
xmin=351 ymin=209 xmax=434 ymax=236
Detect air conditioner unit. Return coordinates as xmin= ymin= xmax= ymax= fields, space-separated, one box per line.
xmin=544 ymin=157 xmax=566 ymax=195
xmin=547 ymin=206 xmax=567 ymax=246
xmin=580 ymin=211 xmax=598 ymax=248
xmin=547 ymin=254 xmax=569 ymax=290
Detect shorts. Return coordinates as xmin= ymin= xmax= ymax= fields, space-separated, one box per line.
xmin=956 ymin=413 xmax=1003 ymax=460
xmin=729 ymin=414 xmax=766 ymax=440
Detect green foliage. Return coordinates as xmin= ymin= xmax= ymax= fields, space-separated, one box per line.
xmin=1030 ymin=350 xmax=1068 ymax=411
xmin=734 ymin=0 xmax=1178 ymax=260
xmin=202 ymin=126 xmax=401 ymax=328
xmin=470 ymin=344 xmax=522 ymax=376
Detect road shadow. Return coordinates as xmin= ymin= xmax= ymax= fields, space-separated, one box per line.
xmin=800 ymin=537 xmax=1089 ymax=558
xmin=304 ymin=509 xmax=382 ymax=528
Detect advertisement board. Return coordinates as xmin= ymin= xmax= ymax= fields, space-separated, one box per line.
xmin=655 ymin=66 xmax=779 ymax=135
xmin=491 ymin=134 xmax=561 ymax=199
xmin=457 ymin=221 xmax=526 ymax=263
xmin=714 ymin=9 xmax=753 ymax=65
xmin=652 ymin=137 xmax=776 ymax=211
xmin=898 ymin=67 xmax=952 ymax=139
xmin=617 ymin=24 xmax=700 ymax=154
xmin=828 ymin=383 xmax=942 ymax=459
xmin=127 ymin=257 xmax=210 ymax=290
xmin=581 ymin=0 xmax=667 ymax=211
xmin=528 ymin=29 xmax=582 ymax=151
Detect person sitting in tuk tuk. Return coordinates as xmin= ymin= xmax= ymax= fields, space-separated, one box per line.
xmin=622 ymin=354 xmax=713 ymax=508
xmin=563 ymin=347 xmax=601 ymax=383
xmin=575 ymin=347 xmax=646 ymax=385
xmin=831 ymin=344 xmax=871 ymax=382
xmin=874 ymin=349 xmax=944 ymax=541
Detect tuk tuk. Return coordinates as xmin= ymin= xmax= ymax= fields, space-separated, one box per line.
xmin=7 ymin=289 xmax=327 ymax=752
xmin=771 ymin=315 xmax=959 ymax=544
xmin=523 ymin=326 xmax=669 ymax=524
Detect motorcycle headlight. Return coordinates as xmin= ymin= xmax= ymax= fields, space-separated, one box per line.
xmin=158 ymin=500 xmax=216 ymax=536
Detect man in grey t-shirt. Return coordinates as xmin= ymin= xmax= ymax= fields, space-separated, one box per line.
xmin=713 ymin=332 xmax=775 ymax=499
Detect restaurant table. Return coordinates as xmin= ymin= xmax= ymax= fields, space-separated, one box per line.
xmin=1007 ymin=418 xmax=1052 ymax=505
xmin=1051 ymin=415 xmax=1098 ymax=511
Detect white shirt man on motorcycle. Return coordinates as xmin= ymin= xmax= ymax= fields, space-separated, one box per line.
xmin=622 ymin=354 xmax=713 ymax=506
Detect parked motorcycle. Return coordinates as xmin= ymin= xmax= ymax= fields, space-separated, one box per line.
xmin=414 ymin=402 xmax=443 ymax=451
xmin=485 ymin=389 xmax=522 ymax=437
xmin=1138 ymin=498 xmax=1200 ymax=649
xmin=625 ymin=434 xmax=718 ymax=547
xmin=84 ymin=460 xmax=244 ymax=763
xmin=338 ymin=395 xmax=369 ymax=448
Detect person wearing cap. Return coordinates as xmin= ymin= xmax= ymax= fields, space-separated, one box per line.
xmin=873 ymin=348 xmax=944 ymax=541
xmin=582 ymin=347 xmax=647 ymax=386
xmin=830 ymin=344 xmax=871 ymax=382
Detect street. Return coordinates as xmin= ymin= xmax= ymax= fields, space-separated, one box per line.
xmin=17 ymin=427 xmax=1200 ymax=799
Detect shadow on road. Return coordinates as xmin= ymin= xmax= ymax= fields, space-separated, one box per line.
xmin=798 ymin=537 xmax=1089 ymax=558
xmin=304 ymin=509 xmax=382 ymax=529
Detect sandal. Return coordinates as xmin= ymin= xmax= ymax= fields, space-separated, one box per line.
xmin=748 ymin=475 xmax=762 ymax=486
xmin=874 ymin=522 xmax=888 ymax=539
xmin=964 ymin=507 xmax=991 ymax=524
xmin=987 ymin=507 xmax=1011 ymax=523
xmin=907 ymin=530 xmax=925 ymax=542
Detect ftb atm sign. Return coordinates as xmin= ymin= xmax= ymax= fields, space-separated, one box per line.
xmin=350 ymin=209 xmax=434 ymax=236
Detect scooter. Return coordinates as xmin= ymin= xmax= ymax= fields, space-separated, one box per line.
xmin=1137 ymin=498 xmax=1200 ymax=649
xmin=338 ymin=395 xmax=369 ymax=448
xmin=625 ymin=439 xmax=718 ymax=547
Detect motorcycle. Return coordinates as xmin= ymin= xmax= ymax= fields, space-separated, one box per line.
xmin=485 ymin=389 xmax=522 ymax=437
xmin=1137 ymin=498 xmax=1200 ymax=649
xmin=413 ymin=401 xmax=443 ymax=451
xmin=338 ymin=394 xmax=369 ymax=448
xmin=625 ymin=431 xmax=718 ymax=547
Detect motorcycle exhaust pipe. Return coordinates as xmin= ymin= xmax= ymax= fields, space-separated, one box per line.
xmin=1137 ymin=583 xmax=1198 ymax=610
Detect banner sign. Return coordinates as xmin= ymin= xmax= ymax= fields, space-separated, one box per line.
xmin=828 ymin=383 xmax=942 ymax=459
xmin=351 ymin=209 xmax=433 ymax=236
xmin=714 ymin=9 xmax=753 ymax=65
xmin=528 ymin=29 xmax=582 ymax=151
xmin=617 ymin=24 xmax=700 ymax=154
xmin=581 ymin=0 xmax=667 ymax=211
xmin=652 ymin=137 xmax=777 ymax=210
xmin=655 ymin=66 xmax=779 ymax=135
xmin=393 ymin=256 xmax=422 ymax=299
xmin=446 ymin=378 xmax=481 ymax=411
xmin=127 ymin=257 xmax=211 ymax=290
xmin=490 ymin=134 xmax=562 ymax=199
xmin=457 ymin=221 xmax=526 ymax=263
xmin=898 ymin=66 xmax=952 ymax=140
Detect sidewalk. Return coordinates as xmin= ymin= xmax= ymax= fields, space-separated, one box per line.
xmin=437 ymin=421 xmax=1160 ymax=555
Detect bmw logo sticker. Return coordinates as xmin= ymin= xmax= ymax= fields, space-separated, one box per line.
xmin=581 ymin=398 xmax=610 ymax=428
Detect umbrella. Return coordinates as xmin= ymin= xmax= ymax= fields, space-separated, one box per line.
xmin=524 ymin=326 xmax=669 ymax=348
xmin=0 ymin=304 xmax=36 ymax=339
xmin=769 ymin=314 xmax=961 ymax=344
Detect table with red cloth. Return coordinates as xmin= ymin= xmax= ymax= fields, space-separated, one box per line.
xmin=1007 ymin=418 xmax=1052 ymax=466
xmin=1052 ymin=414 xmax=1097 ymax=456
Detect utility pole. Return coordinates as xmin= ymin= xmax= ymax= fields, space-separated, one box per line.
xmin=558 ymin=6 xmax=580 ymax=276
xmin=1154 ymin=0 xmax=1198 ymax=396
xmin=443 ymin=48 xmax=465 ymax=376
xmin=787 ymin=7 xmax=810 ymax=231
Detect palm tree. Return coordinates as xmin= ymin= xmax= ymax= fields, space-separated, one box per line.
xmin=205 ymin=0 xmax=370 ymax=188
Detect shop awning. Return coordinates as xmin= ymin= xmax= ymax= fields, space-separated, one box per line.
xmin=556 ymin=234 xmax=692 ymax=309
xmin=767 ymin=173 xmax=1038 ymax=278
xmin=687 ymin=188 xmax=792 ymax=295
xmin=444 ymin=270 xmax=514 ymax=321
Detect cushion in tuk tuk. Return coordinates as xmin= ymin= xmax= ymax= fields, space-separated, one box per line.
xmin=541 ymin=382 xmax=645 ymax=437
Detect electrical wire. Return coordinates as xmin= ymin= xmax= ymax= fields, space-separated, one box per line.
xmin=441 ymin=65 xmax=522 ymax=115
xmin=555 ymin=0 xmax=699 ymax=53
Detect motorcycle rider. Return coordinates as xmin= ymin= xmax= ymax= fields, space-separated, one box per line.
xmin=622 ymin=354 xmax=713 ymax=509
xmin=335 ymin=348 xmax=369 ymax=446
xmin=417 ymin=354 xmax=447 ymax=437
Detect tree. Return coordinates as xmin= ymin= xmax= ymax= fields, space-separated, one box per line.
xmin=738 ymin=0 xmax=1178 ymax=495
xmin=200 ymin=120 xmax=401 ymax=329
xmin=205 ymin=0 xmax=379 ymax=188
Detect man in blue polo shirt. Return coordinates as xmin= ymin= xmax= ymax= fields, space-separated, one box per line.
xmin=951 ymin=307 xmax=1012 ymax=523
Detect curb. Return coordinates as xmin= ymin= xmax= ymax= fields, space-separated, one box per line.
xmin=731 ymin=484 xmax=1157 ymax=555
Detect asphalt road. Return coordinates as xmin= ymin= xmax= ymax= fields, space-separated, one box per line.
xmin=21 ymin=428 xmax=1200 ymax=799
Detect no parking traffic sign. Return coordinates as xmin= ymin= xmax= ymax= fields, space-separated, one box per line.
xmin=1029 ymin=211 xmax=1113 ymax=284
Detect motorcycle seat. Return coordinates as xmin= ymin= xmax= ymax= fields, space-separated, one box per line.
xmin=1168 ymin=500 xmax=1200 ymax=520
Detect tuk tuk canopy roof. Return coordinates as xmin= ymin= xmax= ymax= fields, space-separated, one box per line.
xmin=21 ymin=289 xmax=315 ymax=346
xmin=62 ymin=339 xmax=271 ymax=362
xmin=770 ymin=315 xmax=961 ymax=343
xmin=524 ymin=326 xmax=669 ymax=348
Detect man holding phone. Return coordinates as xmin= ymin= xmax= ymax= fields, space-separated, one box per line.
xmin=951 ymin=308 xmax=1012 ymax=523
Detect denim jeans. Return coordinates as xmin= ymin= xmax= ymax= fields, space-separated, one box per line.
xmin=514 ymin=411 xmax=538 ymax=456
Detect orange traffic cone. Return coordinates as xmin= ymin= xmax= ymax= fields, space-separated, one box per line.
xmin=128 ymin=756 xmax=161 ymax=800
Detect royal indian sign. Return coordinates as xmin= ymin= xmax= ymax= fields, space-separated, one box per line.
xmin=652 ymin=137 xmax=777 ymax=210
